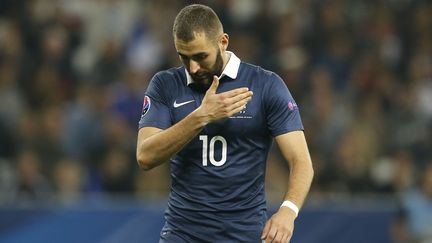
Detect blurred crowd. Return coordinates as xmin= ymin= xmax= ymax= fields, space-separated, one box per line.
xmin=0 ymin=0 xmax=431 ymax=241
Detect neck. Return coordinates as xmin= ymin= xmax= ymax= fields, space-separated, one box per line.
xmin=221 ymin=51 xmax=230 ymax=72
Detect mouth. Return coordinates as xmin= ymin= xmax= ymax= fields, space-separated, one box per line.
xmin=191 ymin=73 xmax=210 ymax=82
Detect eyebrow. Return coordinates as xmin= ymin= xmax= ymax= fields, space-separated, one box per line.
xmin=177 ymin=52 xmax=208 ymax=59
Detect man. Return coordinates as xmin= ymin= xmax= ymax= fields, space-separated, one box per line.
xmin=136 ymin=4 xmax=313 ymax=243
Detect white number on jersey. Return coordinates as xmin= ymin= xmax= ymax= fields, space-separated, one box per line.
xmin=199 ymin=135 xmax=227 ymax=166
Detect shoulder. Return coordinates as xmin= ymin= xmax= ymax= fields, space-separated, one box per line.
xmin=240 ymin=62 xmax=282 ymax=84
xmin=240 ymin=63 xmax=291 ymax=101
xmin=240 ymin=62 xmax=284 ymax=95
xmin=146 ymin=67 xmax=185 ymax=100
xmin=152 ymin=67 xmax=185 ymax=84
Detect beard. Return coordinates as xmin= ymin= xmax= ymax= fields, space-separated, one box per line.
xmin=190 ymin=49 xmax=224 ymax=88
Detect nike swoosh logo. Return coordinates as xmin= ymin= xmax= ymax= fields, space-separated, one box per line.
xmin=173 ymin=100 xmax=194 ymax=108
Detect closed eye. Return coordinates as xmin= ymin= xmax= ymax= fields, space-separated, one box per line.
xmin=193 ymin=54 xmax=208 ymax=61
xmin=178 ymin=52 xmax=208 ymax=62
xmin=179 ymin=54 xmax=189 ymax=61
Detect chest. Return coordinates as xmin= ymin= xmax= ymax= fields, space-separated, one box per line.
xmin=168 ymin=83 xmax=265 ymax=137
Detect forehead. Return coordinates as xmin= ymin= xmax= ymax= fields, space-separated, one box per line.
xmin=175 ymin=32 xmax=215 ymax=55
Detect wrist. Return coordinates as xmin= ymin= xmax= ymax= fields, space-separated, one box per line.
xmin=191 ymin=107 xmax=211 ymax=127
xmin=280 ymin=200 xmax=299 ymax=218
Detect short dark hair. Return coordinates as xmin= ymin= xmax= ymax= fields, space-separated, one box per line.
xmin=173 ymin=4 xmax=223 ymax=42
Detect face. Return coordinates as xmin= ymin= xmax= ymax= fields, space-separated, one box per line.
xmin=175 ymin=32 xmax=226 ymax=86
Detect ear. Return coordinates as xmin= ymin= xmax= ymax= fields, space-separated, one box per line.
xmin=219 ymin=33 xmax=229 ymax=51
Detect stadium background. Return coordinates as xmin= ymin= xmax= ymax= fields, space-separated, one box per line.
xmin=0 ymin=0 xmax=431 ymax=242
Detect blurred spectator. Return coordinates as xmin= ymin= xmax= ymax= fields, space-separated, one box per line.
xmin=37 ymin=105 xmax=64 ymax=164
xmin=106 ymin=69 xmax=149 ymax=129
xmin=400 ymin=163 xmax=432 ymax=242
xmin=0 ymin=62 xmax=25 ymax=131
xmin=63 ymin=0 xmax=140 ymax=75
xmin=61 ymin=84 xmax=105 ymax=162
xmin=92 ymin=40 xmax=123 ymax=85
xmin=0 ymin=159 xmax=15 ymax=204
xmin=52 ymin=158 xmax=85 ymax=204
xmin=10 ymin=150 xmax=52 ymax=203
xmin=370 ymin=150 xmax=416 ymax=194
xmin=302 ymin=66 xmax=351 ymax=157
xmin=100 ymin=148 xmax=135 ymax=196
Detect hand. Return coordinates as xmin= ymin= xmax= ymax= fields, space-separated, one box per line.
xmin=197 ymin=75 xmax=253 ymax=124
xmin=261 ymin=207 xmax=297 ymax=243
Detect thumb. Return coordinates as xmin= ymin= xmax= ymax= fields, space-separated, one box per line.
xmin=207 ymin=75 xmax=219 ymax=94
xmin=261 ymin=220 xmax=271 ymax=240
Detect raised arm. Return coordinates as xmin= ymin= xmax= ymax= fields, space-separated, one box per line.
xmin=262 ymin=130 xmax=314 ymax=243
xmin=136 ymin=76 xmax=253 ymax=170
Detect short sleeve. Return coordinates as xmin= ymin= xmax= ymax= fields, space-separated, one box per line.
xmin=138 ymin=74 xmax=172 ymax=130
xmin=264 ymin=73 xmax=304 ymax=137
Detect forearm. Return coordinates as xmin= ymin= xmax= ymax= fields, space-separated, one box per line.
xmin=275 ymin=131 xmax=314 ymax=210
xmin=283 ymin=155 xmax=314 ymax=210
xmin=137 ymin=108 xmax=208 ymax=170
xmin=261 ymin=149 xmax=313 ymax=242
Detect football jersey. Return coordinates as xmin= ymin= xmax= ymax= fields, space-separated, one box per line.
xmin=138 ymin=52 xmax=303 ymax=242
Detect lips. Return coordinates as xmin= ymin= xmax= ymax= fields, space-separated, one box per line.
xmin=191 ymin=73 xmax=210 ymax=82
xmin=192 ymin=71 xmax=208 ymax=77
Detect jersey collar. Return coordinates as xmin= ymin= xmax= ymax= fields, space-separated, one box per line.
xmin=186 ymin=51 xmax=241 ymax=86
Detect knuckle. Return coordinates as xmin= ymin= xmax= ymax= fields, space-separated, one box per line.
xmin=284 ymin=229 xmax=292 ymax=236
xmin=269 ymin=231 xmax=276 ymax=238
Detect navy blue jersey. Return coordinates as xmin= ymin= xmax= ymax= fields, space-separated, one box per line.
xmin=138 ymin=52 xmax=303 ymax=242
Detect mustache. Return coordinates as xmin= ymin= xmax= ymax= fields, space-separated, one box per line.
xmin=191 ymin=71 xmax=212 ymax=79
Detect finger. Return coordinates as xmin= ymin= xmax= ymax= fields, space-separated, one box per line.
xmin=274 ymin=231 xmax=285 ymax=243
xmin=227 ymin=97 xmax=251 ymax=116
xmin=266 ymin=226 xmax=278 ymax=243
xmin=225 ymin=91 xmax=253 ymax=104
xmin=261 ymin=220 xmax=272 ymax=240
xmin=207 ymin=75 xmax=219 ymax=94
xmin=283 ymin=232 xmax=293 ymax=243
xmin=221 ymin=87 xmax=250 ymax=98
xmin=228 ymin=105 xmax=245 ymax=117
xmin=225 ymin=97 xmax=251 ymax=114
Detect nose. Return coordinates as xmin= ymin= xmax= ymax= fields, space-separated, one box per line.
xmin=189 ymin=60 xmax=200 ymax=74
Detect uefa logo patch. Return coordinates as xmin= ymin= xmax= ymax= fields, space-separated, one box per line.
xmin=142 ymin=95 xmax=151 ymax=116
xmin=288 ymin=101 xmax=298 ymax=111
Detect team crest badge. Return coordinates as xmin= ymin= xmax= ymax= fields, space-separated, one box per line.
xmin=142 ymin=95 xmax=151 ymax=116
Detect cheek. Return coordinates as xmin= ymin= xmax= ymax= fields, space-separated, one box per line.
xmin=205 ymin=55 xmax=218 ymax=69
xmin=203 ymin=62 xmax=213 ymax=70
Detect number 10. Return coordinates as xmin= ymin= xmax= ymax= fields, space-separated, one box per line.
xmin=199 ymin=135 xmax=227 ymax=166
